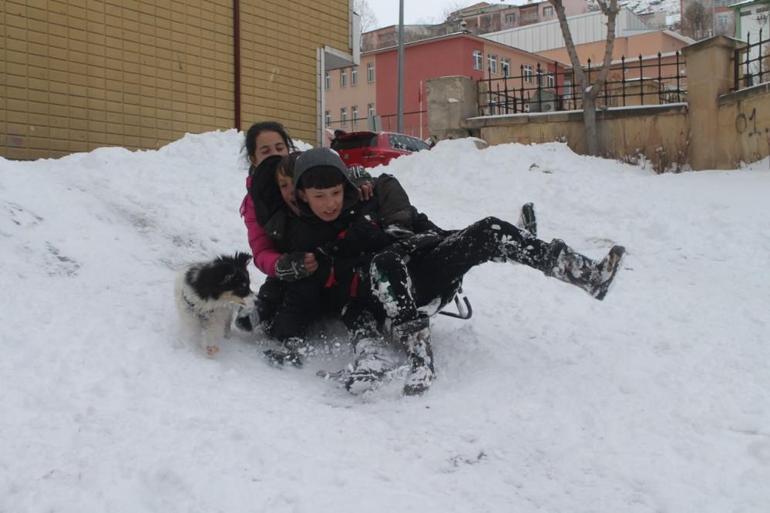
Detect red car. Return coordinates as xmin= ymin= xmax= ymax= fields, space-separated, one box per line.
xmin=331 ymin=131 xmax=431 ymax=168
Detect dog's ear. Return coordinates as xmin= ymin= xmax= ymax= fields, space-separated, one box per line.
xmin=235 ymin=252 xmax=252 ymax=267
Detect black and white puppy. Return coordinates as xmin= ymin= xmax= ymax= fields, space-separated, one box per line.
xmin=175 ymin=252 xmax=253 ymax=357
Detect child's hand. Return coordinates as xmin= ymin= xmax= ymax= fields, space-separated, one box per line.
xmin=275 ymin=252 xmax=314 ymax=281
xmin=358 ymin=182 xmax=374 ymax=201
xmin=304 ymin=253 xmax=318 ymax=273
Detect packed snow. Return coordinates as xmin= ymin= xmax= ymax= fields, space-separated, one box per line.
xmin=1 ymin=130 xmax=768 ymax=512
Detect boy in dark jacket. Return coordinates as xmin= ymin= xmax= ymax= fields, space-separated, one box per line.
xmin=272 ymin=148 xmax=625 ymax=395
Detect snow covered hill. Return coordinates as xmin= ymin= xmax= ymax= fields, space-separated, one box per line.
xmin=1 ymin=131 xmax=768 ymax=512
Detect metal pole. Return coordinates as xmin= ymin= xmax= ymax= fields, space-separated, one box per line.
xmin=397 ymin=0 xmax=404 ymax=133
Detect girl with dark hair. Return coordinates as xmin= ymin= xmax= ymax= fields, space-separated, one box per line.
xmin=238 ymin=122 xmax=311 ymax=328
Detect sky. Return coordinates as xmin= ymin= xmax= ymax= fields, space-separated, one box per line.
xmin=365 ymin=0 xmax=519 ymax=29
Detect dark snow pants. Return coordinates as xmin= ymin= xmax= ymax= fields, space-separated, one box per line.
xmin=360 ymin=216 xmax=553 ymax=325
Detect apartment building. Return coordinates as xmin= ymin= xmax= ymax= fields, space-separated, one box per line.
xmin=447 ymin=0 xmax=589 ymax=32
xmin=2 ymin=0 xmax=357 ymax=159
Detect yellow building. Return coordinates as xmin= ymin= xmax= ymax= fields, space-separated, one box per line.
xmin=1 ymin=0 xmax=358 ymax=159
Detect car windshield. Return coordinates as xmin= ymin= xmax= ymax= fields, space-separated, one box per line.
xmin=331 ymin=134 xmax=378 ymax=150
xmin=388 ymin=134 xmax=430 ymax=152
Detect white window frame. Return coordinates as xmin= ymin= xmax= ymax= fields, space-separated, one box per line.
xmin=523 ymin=64 xmax=533 ymax=83
xmin=324 ymin=110 xmax=331 ymax=126
xmin=352 ymin=105 xmax=358 ymax=126
xmin=367 ymin=103 xmax=375 ymax=118
xmin=325 ymin=71 xmax=331 ymax=90
xmin=488 ymin=54 xmax=498 ymax=74
xmin=473 ymin=50 xmax=483 ymax=71
xmin=340 ymin=70 xmax=348 ymax=88
xmin=543 ymin=6 xmax=554 ymax=17
xmin=501 ymin=58 xmax=510 ymax=77
xmin=340 ymin=107 xmax=347 ymax=124
xmin=351 ymin=66 xmax=358 ymax=86
xmin=367 ymin=62 xmax=375 ymax=83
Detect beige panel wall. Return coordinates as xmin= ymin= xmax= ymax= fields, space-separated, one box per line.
xmin=239 ymin=0 xmax=349 ymax=145
xmin=2 ymin=0 xmax=234 ymax=159
xmin=1 ymin=0 xmax=350 ymax=159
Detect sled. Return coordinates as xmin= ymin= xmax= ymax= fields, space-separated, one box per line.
xmin=438 ymin=287 xmax=473 ymax=320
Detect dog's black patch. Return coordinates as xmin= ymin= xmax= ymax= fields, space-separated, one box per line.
xmin=186 ymin=252 xmax=252 ymax=300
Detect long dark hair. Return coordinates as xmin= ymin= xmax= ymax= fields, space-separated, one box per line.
xmin=244 ymin=121 xmax=295 ymax=164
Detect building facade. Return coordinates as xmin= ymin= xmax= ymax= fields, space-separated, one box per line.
xmin=2 ymin=0 xmax=356 ymax=159
xmin=325 ymin=32 xmax=567 ymax=138
xmin=446 ymin=0 xmax=589 ymax=33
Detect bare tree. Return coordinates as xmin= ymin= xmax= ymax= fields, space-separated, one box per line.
xmin=354 ymin=0 xmax=379 ymax=33
xmin=549 ymin=0 xmax=620 ymax=156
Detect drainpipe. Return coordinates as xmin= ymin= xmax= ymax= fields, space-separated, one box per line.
xmin=233 ymin=0 xmax=241 ymax=129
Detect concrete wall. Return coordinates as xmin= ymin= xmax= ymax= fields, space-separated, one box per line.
xmin=465 ymin=104 xmax=689 ymax=172
xmin=1 ymin=0 xmax=351 ymax=159
xmin=716 ymin=85 xmax=770 ymax=167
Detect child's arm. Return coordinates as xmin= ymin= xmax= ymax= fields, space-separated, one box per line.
xmin=240 ymin=193 xmax=281 ymax=277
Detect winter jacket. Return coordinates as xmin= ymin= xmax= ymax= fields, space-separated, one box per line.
xmin=240 ymin=173 xmax=282 ymax=277
xmin=277 ymin=172 xmax=444 ymax=311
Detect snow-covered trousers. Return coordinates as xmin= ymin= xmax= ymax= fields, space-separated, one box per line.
xmin=361 ymin=216 xmax=552 ymax=325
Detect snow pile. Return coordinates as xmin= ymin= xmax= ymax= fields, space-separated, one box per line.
xmin=1 ymin=131 xmax=769 ymax=512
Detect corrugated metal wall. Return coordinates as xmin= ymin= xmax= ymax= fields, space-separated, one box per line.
xmin=482 ymin=8 xmax=651 ymax=54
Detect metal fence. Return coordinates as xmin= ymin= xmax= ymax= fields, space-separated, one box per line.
xmin=478 ymin=52 xmax=687 ymax=116
xmin=734 ymin=30 xmax=770 ymax=91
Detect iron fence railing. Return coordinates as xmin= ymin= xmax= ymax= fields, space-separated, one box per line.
xmin=478 ymin=52 xmax=687 ymax=116
xmin=734 ymin=29 xmax=770 ymax=91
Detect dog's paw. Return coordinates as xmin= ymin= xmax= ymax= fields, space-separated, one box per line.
xmin=205 ymin=345 xmax=220 ymax=358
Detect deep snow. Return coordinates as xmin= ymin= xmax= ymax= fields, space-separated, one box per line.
xmin=1 ymin=131 xmax=768 ymax=512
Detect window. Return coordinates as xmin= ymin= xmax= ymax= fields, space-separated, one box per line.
xmin=543 ymin=6 xmax=554 ymax=17
xmin=351 ymin=66 xmax=358 ymax=86
xmin=488 ymin=54 xmax=498 ymax=74
xmin=389 ymin=134 xmax=430 ymax=152
xmin=367 ymin=103 xmax=375 ymax=119
xmin=473 ymin=50 xmax=483 ymax=71
xmin=501 ymin=58 xmax=510 ymax=77
xmin=505 ymin=13 xmax=516 ymax=25
xmin=325 ymin=110 xmax=331 ymax=126
xmin=352 ymin=105 xmax=359 ymax=127
xmin=340 ymin=107 xmax=347 ymax=124
xmin=545 ymin=73 xmax=555 ymax=88
xmin=367 ymin=62 xmax=375 ymax=83
xmin=340 ymin=70 xmax=347 ymax=88
xmin=523 ymin=64 xmax=533 ymax=83
xmin=325 ymin=72 xmax=330 ymax=90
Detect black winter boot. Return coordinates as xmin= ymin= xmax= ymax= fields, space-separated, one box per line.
xmin=263 ymin=337 xmax=305 ymax=368
xmin=392 ymin=316 xmax=435 ymax=396
xmin=544 ymin=240 xmax=625 ymax=300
